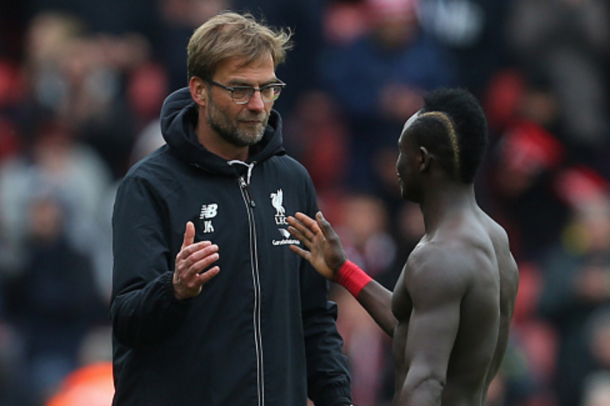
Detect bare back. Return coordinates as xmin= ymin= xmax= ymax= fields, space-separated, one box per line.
xmin=390 ymin=207 xmax=519 ymax=406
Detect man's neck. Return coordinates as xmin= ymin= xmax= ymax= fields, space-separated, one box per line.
xmin=419 ymin=183 xmax=477 ymax=233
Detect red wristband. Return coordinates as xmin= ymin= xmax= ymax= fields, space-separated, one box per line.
xmin=334 ymin=260 xmax=372 ymax=298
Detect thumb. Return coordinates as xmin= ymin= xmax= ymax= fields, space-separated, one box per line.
xmin=182 ymin=221 xmax=195 ymax=249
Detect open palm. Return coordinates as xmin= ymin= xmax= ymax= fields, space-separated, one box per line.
xmin=287 ymin=212 xmax=346 ymax=280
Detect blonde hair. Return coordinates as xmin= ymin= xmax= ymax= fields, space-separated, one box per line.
xmin=187 ymin=11 xmax=293 ymax=82
xmin=418 ymin=111 xmax=461 ymax=180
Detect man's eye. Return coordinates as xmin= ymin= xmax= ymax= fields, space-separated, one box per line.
xmin=261 ymin=87 xmax=275 ymax=98
xmin=232 ymin=88 xmax=252 ymax=99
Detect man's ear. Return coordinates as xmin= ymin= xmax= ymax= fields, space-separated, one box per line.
xmin=189 ymin=77 xmax=207 ymax=107
xmin=418 ymin=146 xmax=431 ymax=172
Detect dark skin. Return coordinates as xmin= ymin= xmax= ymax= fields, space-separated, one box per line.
xmin=288 ymin=112 xmax=519 ymax=406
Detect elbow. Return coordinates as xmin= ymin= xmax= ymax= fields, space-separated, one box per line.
xmin=416 ymin=376 xmax=446 ymax=392
xmin=404 ymin=375 xmax=446 ymax=400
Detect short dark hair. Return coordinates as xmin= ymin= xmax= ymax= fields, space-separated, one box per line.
xmin=409 ymin=88 xmax=488 ymax=183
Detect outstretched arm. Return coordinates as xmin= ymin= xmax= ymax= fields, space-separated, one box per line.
xmin=288 ymin=211 xmax=397 ymax=336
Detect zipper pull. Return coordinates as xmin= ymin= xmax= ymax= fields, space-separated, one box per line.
xmin=240 ymin=177 xmax=256 ymax=208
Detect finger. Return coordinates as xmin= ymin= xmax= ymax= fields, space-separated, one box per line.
xmin=190 ymin=250 xmax=220 ymax=275
xmin=289 ymin=244 xmax=311 ymax=261
xmin=287 ymin=216 xmax=316 ymax=242
xmin=181 ymin=245 xmax=219 ymax=273
xmin=293 ymin=212 xmax=322 ymax=235
xmin=193 ymin=266 xmax=220 ymax=286
xmin=182 ymin=221 xmax=196 ymax=250
xmin=287 ymin=226 xmax=312 ymax=249
xmin=316 ymin=211 xmax=337 ymax=240
xmin=176 ymin=240 xmax=212 ymax=261
xmin=290 ymin=213 xmax=322 ymax=239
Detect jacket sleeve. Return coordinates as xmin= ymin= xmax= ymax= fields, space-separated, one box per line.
xmin=299 ymin=177 xmax=352 ymax=406
xmin=110 ymin=175 xmax=192 ymax=348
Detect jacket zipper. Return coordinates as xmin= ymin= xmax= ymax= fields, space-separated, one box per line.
xmin=238 ymin=175 xmax=264 ymax=406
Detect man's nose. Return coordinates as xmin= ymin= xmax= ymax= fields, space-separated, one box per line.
xmin=246 ymin=90 xmax=266 ymax=111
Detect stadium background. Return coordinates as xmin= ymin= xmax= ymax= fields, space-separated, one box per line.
xmin=1 ymin=0 xmax=610 ymax=405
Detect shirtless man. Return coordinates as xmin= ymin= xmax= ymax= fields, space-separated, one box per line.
xmin=288 ymin=88 xmax=519 ymax=406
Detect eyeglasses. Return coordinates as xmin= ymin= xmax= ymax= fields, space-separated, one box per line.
xmin=207 ymin=79 xmax=286 ymax=105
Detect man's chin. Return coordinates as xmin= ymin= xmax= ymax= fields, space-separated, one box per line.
xmin=235 ymin=131 xmax=264 ymax=147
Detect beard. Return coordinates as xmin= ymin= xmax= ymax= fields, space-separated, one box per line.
xmin=206 ymin=95 xmax=268 ymax=148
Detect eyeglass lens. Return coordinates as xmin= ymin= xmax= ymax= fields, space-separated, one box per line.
xmin=232 ymin=85 xmax=282 ymax=103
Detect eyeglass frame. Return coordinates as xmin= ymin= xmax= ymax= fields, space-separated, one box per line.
xmin=206 ymin=79 xmax=286 ymax=105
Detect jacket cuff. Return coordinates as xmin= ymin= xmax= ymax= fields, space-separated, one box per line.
xmin=313 ymin=386 xmax=352 ymax=406
xmin=320 ymin=397 xmax=352 ymax=406
xmin=162 ymin=272 xmax=193 ymax=308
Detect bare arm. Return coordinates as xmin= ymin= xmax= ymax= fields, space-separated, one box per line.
xmin=288 ymin=211 xmax=397 ymax=336
xmin=397 ymin=247 xmax=466 ymax=406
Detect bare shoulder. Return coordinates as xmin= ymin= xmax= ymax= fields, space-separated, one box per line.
xmin=405 ymin=210 xmax=519 ymax=299
xmin=404 ymin=242 xmax=474 ymax=300
xmin=480 ymin=213 xmax=518 ymax=264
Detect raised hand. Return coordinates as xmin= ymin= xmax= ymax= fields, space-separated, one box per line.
xmin=173 ymin=221 xmax=220 ymax=300
xmin=287 ymin=212 xmax=347 ymax=280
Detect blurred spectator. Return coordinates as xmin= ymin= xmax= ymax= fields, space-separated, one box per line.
xmin=506 ymin=0 xmax=610 ymax=177
xmin=233 ymin=0 xmax=326 ymax=114
xmin=0 ymin=319 xmax=28 ymax=406
xmin=332 ymin=286 xmax=390 ymax=406
xmin=537 ymin=182 xmax=610 ymax=406
xmin=22 ymin=0 xmax=159 ymax=39
xmin=587 ymin=306 xmax=610 ymax=371
xmin=485 ymin=333 xmax=541 ymax=406
xmin=19 ymin=11 xmax=149 ymax=179
xmin=0 ymin=119 xmax=112 ymax=299
xmin=334 ymin=193 xmax=397 ymax=279
xmin=318 ymin=0 xmax=458 ymax=192
xmin=329 ymin=193 xmax=397 ymax=405
xmin=377 ymin=201 xmax=424 ymax=290
xmin=322 ymin=0 xmax=369 ymax=46
xmin=125 ymin=61 xmax=169 ymax=133
xmin=581 ymin=307 xmax=610 ymax=406
xmin=418 ymin=0 xmax=513 ymax=98
xmin=581 ymin=372 xmax=610 ymax=406
xmin=152 ymin=0 xmax=231 ymax=92
xmin=511 ymin=262 xmax=559 ymax=405
xmin=284 ymin=90 xmax=349 ymax=195
xmin=483 ymin=70 xmax=569 ymax=262
xmin=2 ymin=191 xmax=104 ymax=405
xmin=0 ymin=2 xmax=609 ymax=405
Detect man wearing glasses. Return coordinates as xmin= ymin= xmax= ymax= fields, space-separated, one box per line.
xmin=110 ymin=11 xmax=353 ymax=406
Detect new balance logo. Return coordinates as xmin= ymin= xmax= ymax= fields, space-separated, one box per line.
xmin=200 ymin=204 xmax=218 ymax=219
xmin=200 ymin=203 xmax=218 ymax=234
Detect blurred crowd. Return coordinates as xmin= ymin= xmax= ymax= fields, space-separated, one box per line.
xmin=0 ymin=0 xmax=609 ymax=405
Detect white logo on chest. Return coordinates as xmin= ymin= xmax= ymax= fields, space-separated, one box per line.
xmin=200 ymin=203 xmax=218 ymax=233
xmin=270 ymin=189 xmax=287 ymax=225
xmin=269 ymin=189 xmax=300 ymax=246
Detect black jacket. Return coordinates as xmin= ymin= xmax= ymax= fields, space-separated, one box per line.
xmin=110 ymin=88 xmax=351 ymax=406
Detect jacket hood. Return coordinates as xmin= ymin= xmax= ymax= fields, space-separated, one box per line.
xmin=160 ymin=87 xmax=285 ymax=176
